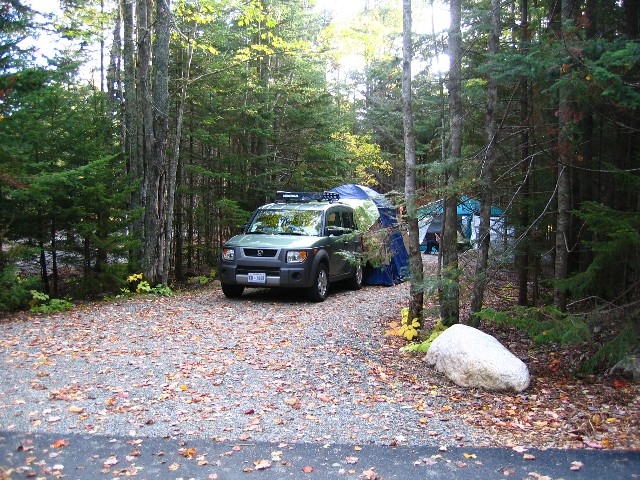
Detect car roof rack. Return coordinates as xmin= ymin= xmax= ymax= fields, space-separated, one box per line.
xmin=275 ymin=191 xmax=340 ymax=203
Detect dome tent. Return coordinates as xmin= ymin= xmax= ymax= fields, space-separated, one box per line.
xmin=418 ymin=196 xmax=508 ymax=252
xmin=330 ymin=184 xmax=409 ymax=286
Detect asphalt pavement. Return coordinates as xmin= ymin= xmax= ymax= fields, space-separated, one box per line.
xmin=1 ymin=430 xmax=638 ymax=479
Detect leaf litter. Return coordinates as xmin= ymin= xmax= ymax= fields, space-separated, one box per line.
xmin=0 ymin=279 xmax=637 ymax=459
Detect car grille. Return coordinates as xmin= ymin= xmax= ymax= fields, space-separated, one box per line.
xmin=243 ymin=248 xmax=279 ymax=258
xmin=237 ymin=266 xmax=281 ymax=275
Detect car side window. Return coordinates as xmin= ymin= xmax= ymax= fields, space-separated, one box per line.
xmin=342 ymin=211 xmax=355 ymax=231
xmin=327 ymin=211 xmax=340 ymax=228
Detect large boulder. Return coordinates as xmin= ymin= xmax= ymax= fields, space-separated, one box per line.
xmin=423 ymin=324 xmax=530 ymax=392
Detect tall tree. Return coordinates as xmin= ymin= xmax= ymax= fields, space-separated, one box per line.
xmin=469 ymin=0 xmax=500 ymax=325
xmin=553 ymin=0 xmax=577 ymax=312
xmin=440 ymin=0 xmax=462 ymax=326
xmin=142 ymin=0 xmax=172 ymax=285
xmin=402 ymin=0 xmax=424 ymax=325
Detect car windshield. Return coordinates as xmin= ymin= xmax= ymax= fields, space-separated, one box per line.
xmin=248 ymin=209 xmax=323 ymax=236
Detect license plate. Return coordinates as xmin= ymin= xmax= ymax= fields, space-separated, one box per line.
xmin=248 ymin=272 xmax=266 ymax=283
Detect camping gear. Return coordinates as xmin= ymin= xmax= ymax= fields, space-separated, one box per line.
xmin=330 ymin=184 xmax=409 ymax=286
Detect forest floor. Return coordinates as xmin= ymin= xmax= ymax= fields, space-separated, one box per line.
xmin=408 ymin=252 xmax=640 ymax=451
xmin=0 ymin=253 xmax=638 ymax=456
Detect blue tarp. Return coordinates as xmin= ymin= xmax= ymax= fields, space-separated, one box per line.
xmin=331 ymin=184 xmax=409 ymax=286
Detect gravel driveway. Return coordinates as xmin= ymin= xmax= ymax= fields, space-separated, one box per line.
xmin=0 ymin=282 xmax=482 ymax=448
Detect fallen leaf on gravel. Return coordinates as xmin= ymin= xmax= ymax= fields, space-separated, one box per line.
xmin=570 ymin=460 xmax=584 ymax=471
xmin=68 ymin=406 xmax=84 ymax=413
xmin=168 ymin=462 xmax=180 ymax=471
xmin=500 ymin=467 xmax=516 ymax=475
xmin=302 ymin=465 xmax=314 ymax=473
xmin=344 ymin=456 xmax=359 ymax=464
xmin=102 ymin=455 xmax=118 ymax=467
xmin=523 ymin=453 xmax=536 ymax=460
xmin=270 ymin=451 xmax=282 ymax=461
xmin=254 ymin=459 xmax=271 ymax=470
xmin=527 ymin=473 xmax=552 ymax=480
xmin=512 ymin=446 xmax=528 ymax=453
xmin=180 ymin=447 xmax=196 ymax=458
xmin=17 ymin=442 xmax=34 ymax=452
xmin=360 ymin=467 xmax=382 ymax=479
xmin=51 ymin=439 xmax=68 ymax=448
xmin=462 ymin=453 xmax=476 ymax=459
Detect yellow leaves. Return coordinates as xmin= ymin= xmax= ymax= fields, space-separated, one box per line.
xmin=127 ymin=273 xmax=143 ymax=283
xmin=392 ymin=308 xmax=420 ymax=340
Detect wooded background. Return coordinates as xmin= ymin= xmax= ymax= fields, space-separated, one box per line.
xmin=1 ymin=0 xmax=638 ymax=333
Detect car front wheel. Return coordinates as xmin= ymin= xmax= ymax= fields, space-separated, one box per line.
xmin=348 ymin=263 xmax=363 ymax=290
xmin=221 ymin=283 xmax=245 ymax=298
xmin=308 ymin=263 xmax=329 ymax=302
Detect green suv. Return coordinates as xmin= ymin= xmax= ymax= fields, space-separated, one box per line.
xmin=220 ymin=191 xmax=363 ymax=301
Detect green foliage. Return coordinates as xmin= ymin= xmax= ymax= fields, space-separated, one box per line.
xmin=579 ymin=320 xmax=639 ymax=375
xmin=124 ymin=273 xmax=173 ymax=297
xmin=401 ymin=320 xmax=448 ymax=353
xmin=565 ymin=201 xmax=640 ymax=300
xmin=475 ymin=306 xmax=591 ymax=345
xmin=0 ymin=264 xmax=37 ymax=312
xmin=29 ymin=290 xmax=73 ymax=314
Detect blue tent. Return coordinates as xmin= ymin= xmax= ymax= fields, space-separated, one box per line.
xmin=418 ymin=196 xmax=506 ymax=250
xmin=330 ymin=184 xmax=409 ymax=286
xmin=419 ymin=195 xmax=504 ymax=218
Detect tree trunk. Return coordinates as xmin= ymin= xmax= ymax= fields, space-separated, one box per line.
xmin=122 ymin=0 xmax=141 ymax=269
xmin=554 ymin=0 xmax=577 ymax=312
xmin=469 ymin=0 xmax=500 ymax=326
xmin=516 ymin=0 xmax=531 ymax=306
xmin=441 ymin=0 xmax=462 ymax=327
xmin=142 ymin=0 xmax=172 ymax=285
xmin=401 ymin=0 xmax=424 ymax=325
xmin=164 ymin=25 xmax=195 ymax=285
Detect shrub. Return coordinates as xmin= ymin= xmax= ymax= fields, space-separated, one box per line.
xmin=474 ymin=306 xmax=591 ymax=345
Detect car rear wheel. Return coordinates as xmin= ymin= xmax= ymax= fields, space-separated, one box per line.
xmin=221 ymin=283 xmax=245 ymax=298
xmin=307 ymin=263 xmax=329 ymax=302
xmin=348 ymin=263 xmax=363 ymax=290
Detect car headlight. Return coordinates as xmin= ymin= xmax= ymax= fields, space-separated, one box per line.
xmin=286 ymin=250 xmax=307 ymax=263
xmin=222 ymin=248 xmax=235 ymax=261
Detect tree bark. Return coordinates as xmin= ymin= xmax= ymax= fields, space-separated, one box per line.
xmin=122 ymin=0 xmax=141 ymax=268
xmin=142 ymin=0 xmax=172 ymax=285
xmin=516 ymin=0 xmax=531 ymax=306
xmin=401 ymin=0 xmax=424 ymax=325
xmin=441 ymin=0 xmax=462 ymax=327
xmin=553 ymin=0 xmax=577 ymax=312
